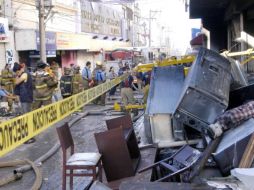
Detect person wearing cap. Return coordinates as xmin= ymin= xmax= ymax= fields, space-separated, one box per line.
xmin=92 ymin=61 xmax=106 ymax=105
xmin=13 ymin=62 xmax=33 ymax=114
xmin=72 ymin=66 xmax=83 ymax=94
xmin=1 ymin=63 xmax=15 ymax=111
xmin=60 ymin=67 xmax=73 ymax=99
xmin=33 ymin=60 xmax=58 ymax=109
xmin=82 ymin=61 xmax=92 ymax=90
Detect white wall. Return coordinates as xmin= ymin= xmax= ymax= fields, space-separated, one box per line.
xmin=77 ymin=51 xmax=101 ymax=71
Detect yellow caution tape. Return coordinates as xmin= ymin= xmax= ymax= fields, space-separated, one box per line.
xmin=0 ymin=76 xmax=125 ymax=157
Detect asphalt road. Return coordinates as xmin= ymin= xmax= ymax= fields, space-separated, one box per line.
xmin=0 ymin=103 xmax=121 ymax=190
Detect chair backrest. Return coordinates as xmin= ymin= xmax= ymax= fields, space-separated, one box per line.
xmin=56 ymin=123 xmax=74 ymax=154
xmin=106 ymin=114 xmax=132 ymax=130
xmin=94 ymin=127 xmax=135 ymax=182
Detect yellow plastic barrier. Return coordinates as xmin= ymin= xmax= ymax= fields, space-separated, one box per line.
xmin=0 ymin=76 xmax=125 ymax=157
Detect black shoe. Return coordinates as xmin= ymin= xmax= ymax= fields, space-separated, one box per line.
xmin=24 ymin=138 xmax=36 ymax=144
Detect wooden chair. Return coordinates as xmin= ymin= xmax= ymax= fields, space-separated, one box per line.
xmin=56 ymin=123 xmax=102 ymax=190
xmin=94 ymin=127 xmax=135 ymax=182
xmin=106 ymin=114 xmax=140 ymax=159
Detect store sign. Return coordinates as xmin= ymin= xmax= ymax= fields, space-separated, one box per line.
xmin=36 ymin=31 xmax=56 ymax=51
xmin=0 ymin=17 xmax=9 ymax=43
xmin=56 ymin=32 xmax=90 ymax=50
xmin=6 ymin=50 xmax=13 ymax=64
xmin=81 ymin=2 xmax=121 ymax=36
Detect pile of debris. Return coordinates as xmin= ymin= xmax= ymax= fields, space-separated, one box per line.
xmin=139 ymin=47 xmax=254 ymax=189
xmin=71 ymin=47 xmax=254 ymax=190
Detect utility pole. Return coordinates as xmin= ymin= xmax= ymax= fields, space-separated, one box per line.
xmin=149 ymin=10 xmax=160 ymax=47
xmin=39 ymin=0 xmax=46 ymax=62
xmin=149 ymin=10 xmax=151 ymax=47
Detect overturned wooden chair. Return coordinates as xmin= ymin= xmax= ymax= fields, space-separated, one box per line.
xmin=94 ymin=115 xmax=141 ymax=183
xmin=56 ymin=123 xmax=102 ymax=190
xmin=106 ymin=114 xmax=140 ymax=160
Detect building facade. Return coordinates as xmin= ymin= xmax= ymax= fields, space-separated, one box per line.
xmin=0 ymin=0 xmax=133 ymax=71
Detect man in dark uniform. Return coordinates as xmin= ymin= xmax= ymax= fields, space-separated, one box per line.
xmin=60 ymin=67 xmax=73 ymax=99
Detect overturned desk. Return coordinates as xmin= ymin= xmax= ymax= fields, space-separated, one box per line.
xmin=94 ymin=115 xmax=157 ymax=189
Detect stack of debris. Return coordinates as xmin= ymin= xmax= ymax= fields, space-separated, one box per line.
xmin=90 ymin=47 xmax=254 ymax=190
xmin=142 ymin=47 xmax=254 ymax=189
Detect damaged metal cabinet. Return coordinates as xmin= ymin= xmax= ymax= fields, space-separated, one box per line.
xmin=228 ymin=57 xmax=248 ymax=90
xmin=174 ymin=48 xmax=232 ymax=134
xmin=145 ymin=66 xmax=186 ymax=147
xmin=213 ymin=119 xmax=254 ymax=175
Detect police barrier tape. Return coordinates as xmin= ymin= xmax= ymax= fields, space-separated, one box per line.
xmin=0 ymin=76 xmax=125 ymax=157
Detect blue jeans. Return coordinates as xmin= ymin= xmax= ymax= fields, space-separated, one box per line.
xmin=21 ymin=102 xmax=32 ymax=113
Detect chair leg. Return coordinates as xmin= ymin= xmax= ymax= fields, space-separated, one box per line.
xmin=92 ymin=168 xmax=97 ymax=181
xmin=98 ymin=162 xmax=102 ymax=182
xmin=62 ymin=169 xmax=66 ymax=190
xmin=70 ymin=169 xmax=73 ymax=190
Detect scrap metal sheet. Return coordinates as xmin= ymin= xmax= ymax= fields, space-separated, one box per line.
xmin=146 ymin=66 xmax=185 ymax=114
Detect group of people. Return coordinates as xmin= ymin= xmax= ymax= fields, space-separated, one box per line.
xmin=0 ymin=60 xmax=59 ymax=114
xmin=0 ymin=59 xmax=151 ymax=114
xmin=60 ymin=61 xmax=108 ymax=105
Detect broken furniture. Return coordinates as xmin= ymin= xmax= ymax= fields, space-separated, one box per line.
xmin=94 ymin=114 xmax=142 ymax=183
xmin=145 ymin=65 xmax=187 ymax=145
xmin=174 ymin=47 xmax=232 ymax=136
xmin=227 ymin=57 xmax=248 ymax=90
xmin=94 ymin=127 xmax=139 ymax=182
xmin=213 ymin=118 xmax=254 ymax=175
xmin=56 ymin=123 xmax=102 ymax=190
xmin=138 ymin=145 xmax=201 ymax=182
xmin=105 ymin=114 xmax=140 ymax=160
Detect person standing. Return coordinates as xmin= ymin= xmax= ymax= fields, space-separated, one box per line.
xmin=50 ymin=61 xmax=60 ymax=79
xmin=72 ymin=66 xmax=83 ymax=94
xmin=82 ymin=61 xmax=92 ymax=90
xmin=13 ymin=62 xmax=33 ymax=113
xmin=50 ymin=61 xmax=60 ymax=101
xmin=92 ymin=61 xmax=106 ymax=105
xmin=1 ymin=64 xmax=15 ymax=111
xmin=121 ymin=67 xmax=135 ymax=106
xmin=13 ymin=62 xmax=34 ymax=143
xmin=60 ymin=67 xmax=73 ymax=99
xmin=108 ymin=66 xmax=117 ymax=97
xmin=33 ymin=61 xmax=58 ymax=109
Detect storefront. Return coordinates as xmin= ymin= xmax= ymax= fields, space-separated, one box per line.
xmin=15 ymin=30 xmax=56 ymax=70
xmin=55 ymin=32 xmax=132 ymax=70
xmin=56 ymin=32 xmax=90 ymax=69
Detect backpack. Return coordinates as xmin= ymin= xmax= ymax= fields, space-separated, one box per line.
xmin=95 ymin=71 xmax=103 ymax=82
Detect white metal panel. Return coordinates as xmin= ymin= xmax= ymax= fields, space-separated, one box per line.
xmin=150 ymin=114 xmax=200 ymax=148
xmin=150 ymin=114 xmax=174 ymax=146
xmin=15 ymin=30 xmax=37 ymax=51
